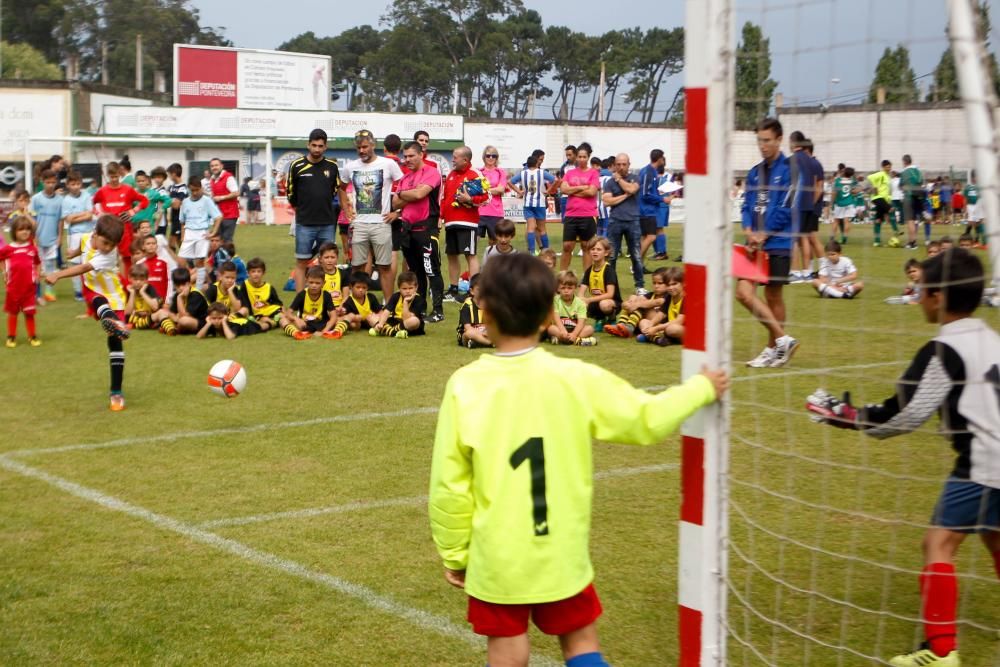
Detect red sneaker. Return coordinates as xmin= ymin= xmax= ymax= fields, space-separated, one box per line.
xmin=109 ymin=394 xmax=126 ymax=412
xmin=322 ymin=330 xmax=343 ymax=339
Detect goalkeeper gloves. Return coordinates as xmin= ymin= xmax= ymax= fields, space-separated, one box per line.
xmin=805 ymin=389 xmax=859 ymax=429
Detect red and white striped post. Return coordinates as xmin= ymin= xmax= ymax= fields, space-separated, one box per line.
xmin=679 ymin=0 xmax=733 ymax=665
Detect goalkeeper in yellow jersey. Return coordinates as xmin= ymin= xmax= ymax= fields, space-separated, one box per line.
xmin=428 ymin=253 xmax=729 ymax=667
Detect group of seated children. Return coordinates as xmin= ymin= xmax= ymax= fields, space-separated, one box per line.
xmin=127 ymin=240 xmax=428 ymax=342
xmin=455 ymin=238 xmax=687 ymax=350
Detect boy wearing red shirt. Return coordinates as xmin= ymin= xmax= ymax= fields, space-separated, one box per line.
xmin=136 ymin=234 xmax=169 ymax=303
xmin=441 ymin=145 xmax=490 ymax=300
xmin=92 ymin=161 xmax=148 ymax=279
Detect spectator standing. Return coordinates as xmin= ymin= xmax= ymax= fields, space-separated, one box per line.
xmin=602 ymin=153 xmax=645 ymax=296
xmin=478 ymin=146 xmax=507 ymax=247
xmin=208 ymin=158 xmax=240 ymax=243
xmin=391 ymin=141 xmax=442 ymax=303
xmin=559 ymin=143 xmax=600 ymax=272
xmin=638 ymin=150 xmax=666 ymax=272
xmin=441 ymin=146 xmax=489 ymax=301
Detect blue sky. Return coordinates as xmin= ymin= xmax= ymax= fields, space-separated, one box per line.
xmin=190 ymin=0 xmax=996 ymax=114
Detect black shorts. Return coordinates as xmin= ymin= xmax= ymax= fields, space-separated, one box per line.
xmin=304 ymin=319 xmax=326 ymax=334
xmin=391 ymin=220 xmax=404 ymax=251
xmin=587 ymin=301 xmax=619 ymax=320
xmin=873 ymin=198 xmax=891 ymax=221
xmin=767 ymin=252 xmax=791 ymax=284
xmin=445 ymin=227 xmax=478 ymax=256
xmin=169 ymin=216 xmax=182 ymax=238
xmin=904 ymin=194 xmax=926 ymax=222
xmin=387 ymin=316 xmax=426 ymax=336
xmin=564 ymin=217 xmax=597 ymax=242
xmin=639 ymin=216 xmax=658 ymax=236
xmin=799 ymin=210 xmax=820 ymax=234
xmin=478 ymin=215 xmax=502 ymax=240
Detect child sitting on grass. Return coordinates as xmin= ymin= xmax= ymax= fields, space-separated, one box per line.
xmin=605 ymin=267 xmax=670 ymax=338
xmin=281 ymin=265 xmax=339 ymax=339
xmin=547 ymin=270 xmax=596 ymax=346
xmin=371 ymin=271 xmax=426 ymax=339
xmin=1 ymin=216 xmax=42 ymax=348
xmin=538 ymin=247 xmax=557 ymax=271
xmin=155 ymin=267 xmax=208 ymax=335
xmin=458 ymin=274 xmax=491 ymax=348
xmin=885 ymin=259 xmax=923 ymax=305
xmin=637 ymin=266 xmax=686 ymax=346
xmin=197 ymin=302 xmax=262 ymax=339
xmin=124 ymin=263 xmax=162 ymax=330
xmin=317 ymin=242 xmax=350 ymax=314
xmin=429 ymin=252 xmax=729 ymax=667
xmin=812 ymin=239 xmax=864 ymax=299
xmin=330 ymin=272 xmax=382 ymax=336
xmin=579 ymin=237 xmax=620 ymax=329
xmin=243 ymin=257 xmax=283 ymax=330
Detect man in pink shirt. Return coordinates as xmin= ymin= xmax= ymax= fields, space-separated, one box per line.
xmin=391 ymin=141 xmax=442 ymax=302
xmin=559 ymin=142 xmax=600 ymax=271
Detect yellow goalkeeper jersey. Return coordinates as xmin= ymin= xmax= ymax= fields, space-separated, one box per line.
xmin=429 ymin=346 xmax=716 ymax=604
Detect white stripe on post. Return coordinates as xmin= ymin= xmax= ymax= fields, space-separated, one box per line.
xmin=681 ymin=0 xmax=734 ymax=666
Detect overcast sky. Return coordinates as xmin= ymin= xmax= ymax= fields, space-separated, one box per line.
xmin=190 ymin=0 xmax=997 ymax=112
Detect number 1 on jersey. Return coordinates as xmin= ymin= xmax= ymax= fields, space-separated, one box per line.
xmin=510 ymin=437 xmax=549 ymax=536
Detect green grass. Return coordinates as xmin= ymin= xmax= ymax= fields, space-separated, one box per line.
xmin=1 ymin=223 xmax=997 ymax=666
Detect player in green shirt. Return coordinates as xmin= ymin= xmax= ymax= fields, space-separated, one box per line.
xmin=962 ymin=172 xmax=984 ymax=245
xmin=900 ymin=154 xmax=925 ymax=249
xmin=832 ymin=167 xmax=856 ymax=245
xmin=866 ymin=160 xmax=901 ymax=246
xmin=429 ymin=253 xmax=728 ymax=667
xmin=132 ymin=170 xmax=173 ymax=231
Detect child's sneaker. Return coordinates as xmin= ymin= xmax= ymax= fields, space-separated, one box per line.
xmin=888 ymin=644 xmax=960 ymax=667
xmin=576 ymin=336 xmax=597 ymax=346
xmin=100 ymin=317 xmax=130 ymax=340
xmin=109 ymin=394 xmax=126 ymax=412
xmin=549 ymin=336 xmax=560 ymax=345
xmin=29 ymin=338 xmax=41 ymax=347
xmin=605 ymin=324 xmax=630 ymax=338
xmin=368 ymin=327 xmax=378 ymax=337
xmin=467 ymin=338 xmax=476 ymax=349
xmin=322 ymin=330 xmax=342 ymax=339
xmin=394 ymin=330 xmax=409 ymax=339
xmin=74 ymin=292 xmax=84 ymax=302
xmin=655 ymin=335 xmax=674 ymax=347
xmin=594 ymin=319 xmax=605 ymax=333
xmin=5 ymin=337 xmax=16 ymax=349
xmin=771 ymin=335 xmax=800 ymax=367
xmin=293 ymin=330 xmax=312 ymax=340
xmin=636 ymin=334 xmax=649 ymax=343
xmin=746 ymin=346 xmax=775 ymax=368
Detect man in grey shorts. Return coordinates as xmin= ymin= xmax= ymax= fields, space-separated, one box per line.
xmin=342 ymin=129 xmax=403 ymax=299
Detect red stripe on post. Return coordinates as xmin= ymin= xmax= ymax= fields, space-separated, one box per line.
xmin=685 ymin=87 xmax=708 ymax=175
xmin=679 ymin=604 xmax=704 ymax=667
xmin=683 ymin=263 xmax=706 ymax=352
xmin=680 ymin=435 xmax=705 ymax=525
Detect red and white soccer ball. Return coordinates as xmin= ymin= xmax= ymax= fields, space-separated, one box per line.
xmin=207 ymin=360 xmax=247 ymax=398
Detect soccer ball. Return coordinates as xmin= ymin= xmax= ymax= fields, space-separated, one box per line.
xmin=887 ymin=236 xmax=901 ymax=247
xmin=207 ymin=360 xmax=247 ymax=398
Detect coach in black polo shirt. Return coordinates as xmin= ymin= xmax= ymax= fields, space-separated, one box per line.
xmin=287 ymin=128 xmax=353 ymax=291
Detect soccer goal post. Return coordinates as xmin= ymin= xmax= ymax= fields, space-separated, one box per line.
xmin=23 ymin=135 xmax=275 ymax=225
xmin=682 ymin=0 xmax=1000 ymax=665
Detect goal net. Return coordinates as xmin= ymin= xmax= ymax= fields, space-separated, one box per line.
xmin=23 ymin=136 xmax=276 ymax=226
xmin=682 ymin=0 xmax=1000 ymax=665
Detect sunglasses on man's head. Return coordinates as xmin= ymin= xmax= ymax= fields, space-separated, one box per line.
xmin=354 ymin=130 xmax=374 ymax=141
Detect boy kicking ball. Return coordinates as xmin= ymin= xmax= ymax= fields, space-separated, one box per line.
xmin=807 ymin=248 xmax=999 ymax=667
xmin=45 ymin=214 xmax=131 ymax=411
xmin=429 ymin=253 xmax=728 ymax=667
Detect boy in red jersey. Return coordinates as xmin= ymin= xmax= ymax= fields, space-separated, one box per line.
xmin=136 ymin=234 xmax=170 ymax=302
xmin=92 ymin=161 xmax=148 ymax=279
xmin=1 ymin=217 xmax=42 ymax=347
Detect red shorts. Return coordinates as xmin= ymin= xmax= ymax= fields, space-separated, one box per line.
xmin=82 ymin=286 xmax=124 ymax=321
xmin=467 ymin=583 xmax=602 ymax=637
xmin=4 ymin=287 xmax=37 ymax=316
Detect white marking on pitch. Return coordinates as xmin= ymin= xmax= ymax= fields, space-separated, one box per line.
xmin=0 ymin=454 xmax=561 ymax=666
xmin=200 ymin=463 xmax=680 ymax=529
xmin=6 ymin=360 xmax=905 ymax=459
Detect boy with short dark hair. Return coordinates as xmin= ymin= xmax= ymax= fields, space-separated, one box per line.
xmin=242 ymin=257 xmax=283 ymax=330
xmin=165 ymin=163 xmax=188 ymax=252
xmin=317 ymin=241 xmax=350 ymax=312
xmin=156 ymin=267 xmax=208 ymax=335
xmin=481 ymin=219 xmax=518 ymax=267
xmin=807 ymin=248 xmax=1000 ymax=667
xmin=332 ymin=271 xmax=382 ymax=336
xmin=179 ymin=175 xmax=222 ymax=289
xmin=44 ymin=214 xmax=131 ymax=411
xmin=31 ymin=169 xmax=64 ymax=302
xmin=197 ymin=301 xmax=262 ymax=339
xmin=203 ymin=261 xmax=246 ymax=317
xmin=60 ymin=171 xmax=94 ymax=302
xmin=457 ymin=273 xmax=490 ymax=348
xmin=371 ymin=271 xmax=426 ymax=338
xmin=429 ymin=253 xmax=728 ymax=667
xmin=281 ymin=265 xmax=339 ymax=339
xmin=811 ymin=239 xmax=865 ymax=299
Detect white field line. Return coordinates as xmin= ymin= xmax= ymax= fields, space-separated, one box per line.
xmin=0 ymin=453 xmax=561 ymax=666
xmin=198 ymin=463 xmax=680 ymax=530
xmin=6 ymin=361 xmax=905 ymax=460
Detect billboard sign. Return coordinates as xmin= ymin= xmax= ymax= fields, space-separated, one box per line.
xmin=174 ymin=45 xmax=331 ymax=111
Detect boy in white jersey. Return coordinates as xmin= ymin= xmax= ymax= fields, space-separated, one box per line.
xmin=807 ymin=249 xmax=1000 ymax=667
xmin=429 ymin=253 xmax=728 ymax=667
xmin=45 ymin=214 xmax=131 ymax=411
xmin=509 ymin=152 xmax=554 ymax=255
xmin=810 ymin=239 xmax=865 ymax=298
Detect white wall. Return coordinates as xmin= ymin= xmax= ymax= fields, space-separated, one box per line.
xmin=0 ymin=88 xmax=71 ymax=161
xmin=88 ymin=93 xmax=152 ymax=133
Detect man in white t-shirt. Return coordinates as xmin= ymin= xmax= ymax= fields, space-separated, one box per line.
xmin=342 ymin=129 xmax=403 ymax=299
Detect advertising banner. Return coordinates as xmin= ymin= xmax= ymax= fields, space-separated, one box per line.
xmin=0 ymin=88 xmax=70 ymax=161
xmin=174 ymin=45 xmax=331 ymax=111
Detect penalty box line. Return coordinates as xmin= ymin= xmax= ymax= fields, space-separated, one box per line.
xmin=197 ymin=463 xmax=680 ymax=530
xmin=0 ymin=453 xmax=561 ymax=667
xmin=6 ymin=360 xmax=904 ymax=459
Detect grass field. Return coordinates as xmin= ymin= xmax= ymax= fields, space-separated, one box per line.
xmin=1 ymin=222 xmax=997 ymax=666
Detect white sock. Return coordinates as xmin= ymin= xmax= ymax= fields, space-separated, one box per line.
xmin=821 ymin=285 xmax=844 ymax=298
